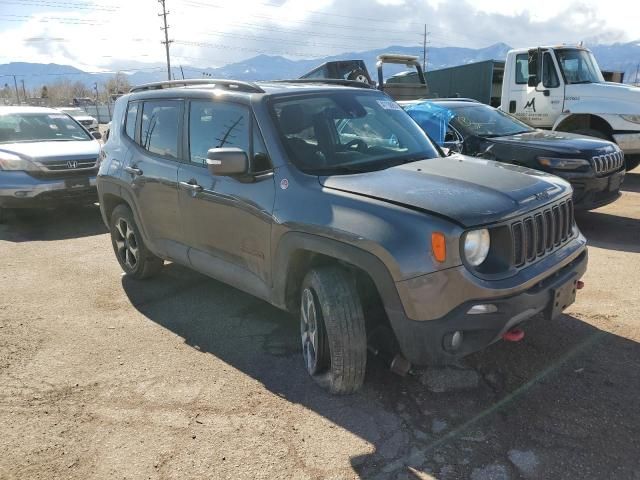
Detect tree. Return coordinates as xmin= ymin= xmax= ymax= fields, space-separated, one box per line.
xmin=41 ymin=85 xmax=48 ymax=99
xmin=105 ymin=72 xmax=131 ymax=96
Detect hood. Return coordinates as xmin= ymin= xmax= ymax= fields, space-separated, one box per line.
xmin=488 ymin=129 xmax=617 ymax=156
xmin=0 ymin=140 xmax=101 ymax=164
xmin=566 ymin=82 xmax=640 ymax=114
xmin=320 ymin=155 xmax=571 ymax=227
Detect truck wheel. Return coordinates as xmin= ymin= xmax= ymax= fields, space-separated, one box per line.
xmin=109 ymin=204 xmax=163 ymax=280
xmin=300 ymin=266 xmax=367 ymax=394
xmin=624 ymin=154 xmax=640 ymax=171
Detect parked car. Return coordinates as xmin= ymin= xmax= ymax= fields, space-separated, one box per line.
xmin=0 ymin=106 xmax=102 ymax=222
xmin=58 ymin=107 xmax=99 ymax=131
xmin=98 ymin=79 xmax=587 ymax=394
xmin=403 ymin=100 xmax=625 ymax=210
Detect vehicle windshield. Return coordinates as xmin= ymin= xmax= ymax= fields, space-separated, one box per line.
xmin=555 ymin=48 xmax=605 ymax=84
xmin=449 ymin=104 xmax=534 ymax=138
xmin=270 ymin=92 xmax=439 ymax=175
xmin=0 ymin=112 xmax=92 ymax=143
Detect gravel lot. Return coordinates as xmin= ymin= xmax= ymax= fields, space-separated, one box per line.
xmin=1 ymin=169 xmax=639 ymax=480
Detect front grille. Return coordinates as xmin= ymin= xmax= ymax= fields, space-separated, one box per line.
xmin=511 ymin=198 xmax=574 ymax=268
xmin=592 ymin=150 xmax=624 ymax=176
xmin=39 ymin=158 xmax=98 ymax=172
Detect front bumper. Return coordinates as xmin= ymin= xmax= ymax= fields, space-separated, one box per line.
xmin=388 ymin=235 xmax=587 ymax=365
xmin=613 ymin=132 xmax=640 ymax=155
xmin=561 ymin=169 xmax=625 ymax=210
xmin=0 ymin=171 xmax=97 ymax=208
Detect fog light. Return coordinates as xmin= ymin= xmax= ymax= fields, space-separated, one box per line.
xmin=14 ymin=191 xmax=29 ymax=197
xmin=467 ymin=304 xmax=498 ymax=315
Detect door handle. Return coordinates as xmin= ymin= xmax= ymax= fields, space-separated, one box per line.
xmin=124 ymin=166 xmax=143 ymax=176
xmin=179 ymin=181 xmax=203 ymax=193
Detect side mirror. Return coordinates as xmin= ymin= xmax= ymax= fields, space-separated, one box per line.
xmin=91 ymin=131 xmax=102 ymax=140
xmin=527 ymin=74 xmax=538 ymax=87
xmin=206 ymin=147 xmax=248 ymax=176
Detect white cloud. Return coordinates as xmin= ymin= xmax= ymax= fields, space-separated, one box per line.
xmin=0 ymin=0 xmax=636 ymax=71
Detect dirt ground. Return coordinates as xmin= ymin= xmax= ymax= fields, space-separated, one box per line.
xmin=1 ymin=169 xmax=639 ymax=480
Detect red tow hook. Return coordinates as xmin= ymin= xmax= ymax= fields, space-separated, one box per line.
xmin=576 ymin=280 xmax=585 ymax=290
xmin=503 ymin=328 xmax=525 ymax=342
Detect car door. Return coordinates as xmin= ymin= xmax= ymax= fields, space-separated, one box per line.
xmin=124 ymin=98 xmax=187 ymax=262
xmin=507 ymin=51 xmax=564 ymax=129
xmin=178 ymin=99 xmax=276 ymax=299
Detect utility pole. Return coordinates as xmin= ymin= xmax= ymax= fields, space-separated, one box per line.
xmin=422 ymin=24 xmax=430 ymax=72
xmin=158 ymin=0 xmax=173 ymax=81
xmin=179 ymin=65 xmax=185 ymax=80
xmin=20 ymin=79 xmax=27 ymax=102
xmin=12 ymin=75 xmax=19 ymax=104
xmin=93 ymin=82 xmax=100 ymax=124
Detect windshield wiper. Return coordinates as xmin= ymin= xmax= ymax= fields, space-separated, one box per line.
xmin=570 ymin=80 xmax=593 ymax=84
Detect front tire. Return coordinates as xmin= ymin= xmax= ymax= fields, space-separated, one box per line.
xmin=109 ymin=204 xmax=163 ymax=280
xmin=300 ymin=267 xmax=367 ymax=394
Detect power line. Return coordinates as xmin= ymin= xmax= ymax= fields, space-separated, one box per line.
xmin=182 ymin=0 xmax=425 ymax=27
xmin=0 ymin=0 xmax=118 ymax=11
xmin=0 ymin=67 xmax=166 ymax=78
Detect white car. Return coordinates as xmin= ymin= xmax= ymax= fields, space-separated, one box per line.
xmin=58 ymin=107 xmax=99 ymax=132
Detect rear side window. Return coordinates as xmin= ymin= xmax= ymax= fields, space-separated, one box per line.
xmin=515 ymin=54 xmax=529 ymax=84
xmin=124 ymin=102 xmax=138 ymax=140
xmin=140 ymin=100 xmax=180 ymax=159
xmin=188 ymin=101 xmax=250 ymax=165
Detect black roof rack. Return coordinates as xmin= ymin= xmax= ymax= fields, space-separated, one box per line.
xmin=268 ymin=78 xmax=374 ymax=89
xmin=130 ymin=79 xmax=264 ymax=93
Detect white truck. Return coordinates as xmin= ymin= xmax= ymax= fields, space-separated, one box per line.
xmin=501 ymin=46 xmax=640 ymax=170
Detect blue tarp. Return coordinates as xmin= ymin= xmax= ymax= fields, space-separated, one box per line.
xmin=404 ymin=102 xmax=455 ymax=146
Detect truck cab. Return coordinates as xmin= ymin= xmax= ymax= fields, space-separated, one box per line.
xmin=501 ymin=46 xmax=640 ymax=170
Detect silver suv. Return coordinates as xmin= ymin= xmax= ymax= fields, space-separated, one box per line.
xmin=0 ymin=106 xmax=102 ymax=222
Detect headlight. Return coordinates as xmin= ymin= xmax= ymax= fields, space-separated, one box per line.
xmin=464 ymin=229 xmax=490 ymax=267
xmin=537 ymin=157 xmax=590 ymax=170
xmin=0 ymin=152 xmax=40 ymax=171
xmin=620 ymin=114 xmax=640 ymax=125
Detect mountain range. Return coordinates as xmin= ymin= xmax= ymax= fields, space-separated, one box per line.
xmin=2 ymin=41 xmax=639 ymax=91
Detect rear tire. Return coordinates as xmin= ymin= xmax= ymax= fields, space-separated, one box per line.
xmin=300 ymin=266 xmax=367 ymax=394
xmin=109 ymin=204 xmax=163 ymax=280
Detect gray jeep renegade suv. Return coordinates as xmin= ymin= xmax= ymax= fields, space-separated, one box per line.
xmin=98 ymin=79 xmax=587 ymax=394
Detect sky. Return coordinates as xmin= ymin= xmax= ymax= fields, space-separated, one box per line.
xmin=0 ymin=0 xmax=638 ymax=73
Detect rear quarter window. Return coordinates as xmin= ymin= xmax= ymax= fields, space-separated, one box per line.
xmin=124 ymin=102 xmax=138 ymax=140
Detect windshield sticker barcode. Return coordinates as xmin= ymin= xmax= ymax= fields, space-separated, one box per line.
xmin=377 ymin=100 xmax=402 ymax=111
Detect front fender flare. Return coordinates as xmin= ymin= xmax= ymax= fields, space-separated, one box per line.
xmin=271 ymin=231 xmax=406 ymax=319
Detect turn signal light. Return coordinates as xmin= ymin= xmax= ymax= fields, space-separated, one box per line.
xmin=431 ymin=232 xmax=446 ymax=262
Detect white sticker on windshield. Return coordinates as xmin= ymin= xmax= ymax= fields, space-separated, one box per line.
xmin=377 ymin=100 xmax=402 ymax=111
xmin=48 ymin=114 xmax=67 ymax=119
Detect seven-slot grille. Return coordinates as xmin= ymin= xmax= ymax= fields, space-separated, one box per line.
xmin=592 ymin=150 xmax=624 ymax=175
xmin=511 ymin=198 xmax=574 ymax=267
xmin=40 ymin=158 xmax=98 ymax=171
